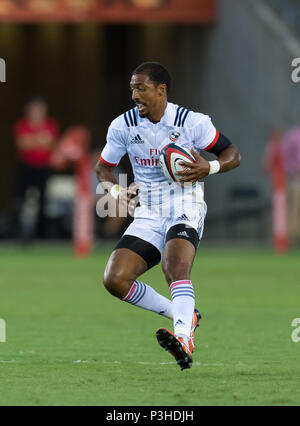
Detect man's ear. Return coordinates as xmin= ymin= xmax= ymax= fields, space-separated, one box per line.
xmin=158 ymin=83 xmax=167 ymax=97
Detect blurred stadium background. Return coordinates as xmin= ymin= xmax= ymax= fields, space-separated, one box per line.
xmin=1 ymin=0 xmax=300 ymax=407
xmin=0 ymin=0 xmax=299 ymax=246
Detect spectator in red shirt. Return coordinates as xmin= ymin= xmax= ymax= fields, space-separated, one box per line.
xmin=14 ymin=96 xmax=59 ymax=240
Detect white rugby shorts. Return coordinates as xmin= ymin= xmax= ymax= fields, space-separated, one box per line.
xmin=123 ymin=200 xmax=207 ymax=255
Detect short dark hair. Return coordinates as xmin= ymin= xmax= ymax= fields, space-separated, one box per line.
xmin=133 ymin=62 xmax=171 ymax=93
xmin=23 ymin=94 xmax=46 ymax=108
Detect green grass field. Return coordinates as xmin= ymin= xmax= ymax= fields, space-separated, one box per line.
xmin=0 ymin=243 xmax=299 ymax=406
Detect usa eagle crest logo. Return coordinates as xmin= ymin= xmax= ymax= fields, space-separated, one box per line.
xmin=169 ymin=131 xmax=181 ymax=142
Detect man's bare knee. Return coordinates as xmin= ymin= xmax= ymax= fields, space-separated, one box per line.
xmin=102 ymin=247 xmax=148 ymax=298
xmin=103 ymin=269 xmax=132 ymax=298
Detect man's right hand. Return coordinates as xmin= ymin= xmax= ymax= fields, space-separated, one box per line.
xmin=118 ymin=183 xmax=140 ymax=216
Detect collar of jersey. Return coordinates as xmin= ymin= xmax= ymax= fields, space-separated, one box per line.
xmin=138 ymin=102 xmax=174 ymax=127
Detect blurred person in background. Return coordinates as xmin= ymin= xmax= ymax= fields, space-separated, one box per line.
xmin=13 ymin=96 xmax=59 ymax=240
xmin=281 ymin=122 xmax=300 ymax=246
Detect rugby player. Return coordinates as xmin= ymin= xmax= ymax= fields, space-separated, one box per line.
xmin=95 ymin=62 xmax=241 ymax=370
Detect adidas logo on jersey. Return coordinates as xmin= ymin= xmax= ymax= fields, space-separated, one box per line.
xmin=177 ymin=231 xmax=189 ymax=238
xmin=130 ymin=134 xmax=144 ymax=144
xmin=176 ymin=214 xmax=189 ymax=221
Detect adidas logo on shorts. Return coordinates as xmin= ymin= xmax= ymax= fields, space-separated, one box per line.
xmin=177 ymin=231 xmax=189 ymax=238
xmin=130 ymin=134 xmax=144 ymax=144
xmin=176 ymin=214 xmax=189 ymax=221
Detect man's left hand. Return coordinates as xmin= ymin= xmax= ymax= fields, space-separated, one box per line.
xmin=177 ymin=148 xmax=210 ymax=182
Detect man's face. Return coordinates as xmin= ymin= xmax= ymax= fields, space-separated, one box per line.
xmin=130 ymin=73 xmax=166 ymax=118
xmin=25 ymin=100 xmax=47 ymax=123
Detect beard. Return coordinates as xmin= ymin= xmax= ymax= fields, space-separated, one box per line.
xmin=138 ymin=110 xmax=150 ymax=118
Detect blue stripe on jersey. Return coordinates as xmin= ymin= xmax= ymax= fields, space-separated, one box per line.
xmin=177 ymin=108 xmax=186 ymax=126
xmin=124 ymin=112 xmax=130 ymax=127
xmin=181 ymin=109 xmax=190 ymax=126
xmin=132 ymin=108 xmax=138 ymax=126
xmin=159 ymin=187 xmax=163 ymax=205
xmin=170 ymin=186 xmax=175 ymax=216
xmin=174 ymin=106 xmax=190 ymax=127
xmin=174 ymin=106 xmax=183 ymax=126
xmin=147 ymin=188 xmax=152 ymax=206
xmin=127 ymin=109 xmax=134 ymax=126
xmin=124 ymin=109 xmax=138 ymax=127
xmin=181 ymin=184 xmax=185 ymax=211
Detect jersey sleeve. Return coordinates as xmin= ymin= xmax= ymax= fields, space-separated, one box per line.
xmin=100 ymin=123 xmax=127 ymax=167
xmin=192 ymin=114 xmax=220 ymax=152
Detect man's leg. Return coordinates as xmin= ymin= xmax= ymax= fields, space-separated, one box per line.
xmin=156 ymin=225 xmax=200 ymax=370
xmin=103 ymin=247 xmax=147 ymax=299
xmin=162 ymin=237 xmax=197 ymax=343
xmin=103 ymin=238 xmax=173 ymax=319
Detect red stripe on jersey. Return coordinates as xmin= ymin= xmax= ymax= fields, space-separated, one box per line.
xmin=99 ymin=156 xmax=117 ymax=167
xmin=204 ymin=131 xmax=220 ymax=151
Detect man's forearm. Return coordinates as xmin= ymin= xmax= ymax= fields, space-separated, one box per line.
xmin=217 ymin=145 xmax=242 ymax=173
xmin=95 ymin=160 xmax=118 ymax=193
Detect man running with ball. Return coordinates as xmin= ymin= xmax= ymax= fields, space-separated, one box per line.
xmin=96 ymin=62 xmax=241 ymax=370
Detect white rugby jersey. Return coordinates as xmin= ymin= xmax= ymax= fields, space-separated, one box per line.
xmin=100 ymin=102 xmax=219 ymax=207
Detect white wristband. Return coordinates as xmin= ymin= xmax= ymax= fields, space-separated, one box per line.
xmin=110 ymin=184 xmax=123 ymax=200
xmin=208 ymin=160 xmax=221 ymax=175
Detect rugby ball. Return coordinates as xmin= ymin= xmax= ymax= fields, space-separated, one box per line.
xmin=159 ymin=143 xmax=195 ymax=182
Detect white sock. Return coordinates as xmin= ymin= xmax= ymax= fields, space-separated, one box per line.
xmin=170 ymin=280 xmax=195 ymax=340
xmin=122 ymin=281 xmax=173 ymax=319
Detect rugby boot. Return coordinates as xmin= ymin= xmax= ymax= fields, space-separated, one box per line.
xmin=156 ymin=328 xmax=193 ymax=371
xmin=189 ymin=309 xmax=202 ymax=353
